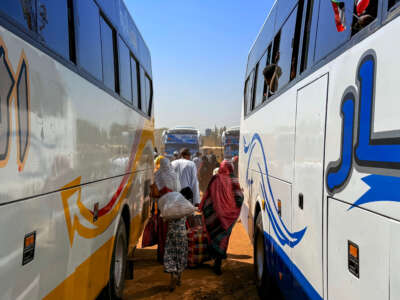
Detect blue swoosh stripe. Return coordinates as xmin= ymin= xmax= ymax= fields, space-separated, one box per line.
xmin=264 ymin=232 xmax=323 ymax=300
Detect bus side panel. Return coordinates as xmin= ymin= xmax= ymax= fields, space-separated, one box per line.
xmin=327 ymin=198 xmax=390 ymax=300
xmin=0 ymin=26 xmax=153 ymax=206
xmin=0 ymin=168 xmax=150 ymax=300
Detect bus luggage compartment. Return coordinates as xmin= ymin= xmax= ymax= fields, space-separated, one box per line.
xmin=327 ymin=197 xmax=400 ymax=300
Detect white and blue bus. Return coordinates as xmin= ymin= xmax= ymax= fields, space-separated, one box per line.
xmin=0 ymin=0 xmax=154 ymax=299
xmin=222 ymin=126 xmax=240 ymax=159
xmin=162 ymin=126 xmax=201 ymax=158
xmin=240 ymin=1 xmax=400 ymax=299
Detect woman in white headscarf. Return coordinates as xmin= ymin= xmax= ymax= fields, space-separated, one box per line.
xmin=154 ymin=158 xmax=181 ymax=193
xmin=151 ymin=158 xmax=188 ymax=291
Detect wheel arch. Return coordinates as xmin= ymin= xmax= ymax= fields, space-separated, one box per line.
xmin=121 ymin=204 xmax=131 ymax=246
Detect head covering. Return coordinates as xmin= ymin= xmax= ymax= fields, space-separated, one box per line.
xmin=154 ymin=155 xmax=165 ymax=171
xmin=154 ymin=158 xmax=180 ymax=192
xmin=200 ymin=160 xmax=243 ymax=230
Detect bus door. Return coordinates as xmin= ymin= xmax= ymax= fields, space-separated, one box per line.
xmin=291 ymin=74 xmax=328 ymax=298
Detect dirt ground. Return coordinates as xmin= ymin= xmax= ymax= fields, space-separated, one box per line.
xmin=124 ymin=223 xmax=259 ymax=300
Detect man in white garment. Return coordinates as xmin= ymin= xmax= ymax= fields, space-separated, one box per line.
xmin=171 ymin=148 xmax=201 ymax=206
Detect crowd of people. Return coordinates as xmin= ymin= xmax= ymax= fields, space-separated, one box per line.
xmin=145 ymin=148 xmax=243 ymax=292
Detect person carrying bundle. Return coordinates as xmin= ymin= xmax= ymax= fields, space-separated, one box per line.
xmin=155 ymin=158 xmax=196 ymax=292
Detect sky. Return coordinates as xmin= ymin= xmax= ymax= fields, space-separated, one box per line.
xmin=125 ymin=0 xmax=274 ymax=132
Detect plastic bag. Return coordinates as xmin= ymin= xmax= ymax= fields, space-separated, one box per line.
xmin=158 ymin=192 xmax=195 ymax=220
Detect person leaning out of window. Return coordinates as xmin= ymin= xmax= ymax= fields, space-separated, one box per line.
xmin=263 ymin=51 xmax=282 ymax=98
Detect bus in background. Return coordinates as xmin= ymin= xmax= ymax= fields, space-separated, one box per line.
xmin=240 ymin=1 xmax=400 ymax=299
xmin=222 ymin=126 xmax=240 ymax=159
xmin=0 ymin=0 xmax=154 ymax=299
xmin=162 ymin=126 xmax=201 ymax=158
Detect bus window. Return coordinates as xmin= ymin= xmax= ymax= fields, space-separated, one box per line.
xmin=244 ymin=70 xmax=255 ymax=115
xmin=254 ymin=53 xmax=267 ymax=108
xmin=290 ymin=0 xmax=305 ymax=81
xmin=145 ymin=75 xmax=153 ymax=116
xmin=300 ymin=0 xmax=316 ymax=73
xmin=100 ymin=16 xmax=117 ymax=92
xmin=37 ymin=0 xmax=70 ymax=60
xmin=314 ymin=0 xmax=353 ymax=63
xmin=140 ymin=67 xmax=147 ymax=114
xmin=130 ymin=56 xmax=140 ymax=109
xmin=351 ymin=0 xmax=378 ymax=35
xmin=0 ymin=0 xmax=36 ymax=31
xmin=389 ymin=0 xmax=400 ymax=9
xmin=269 ymin=7 xmax=298 ymax=93
xmin=76 ymin=0 xmax=102 ymax=81
xmin=118 ymin=38 xmax=132 ymax=102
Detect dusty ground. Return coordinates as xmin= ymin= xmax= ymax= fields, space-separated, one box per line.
xmin=124 ymin=223 xmax=259 ymax=300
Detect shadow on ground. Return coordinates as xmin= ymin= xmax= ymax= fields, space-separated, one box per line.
xmin=124 ymin=248 xmax=257 ymax=300
xmin=123 ymin=224 xmax=259 ymax=300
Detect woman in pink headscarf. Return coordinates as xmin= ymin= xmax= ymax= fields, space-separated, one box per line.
xmin=200 ymin=160 xmax=244 ymax=275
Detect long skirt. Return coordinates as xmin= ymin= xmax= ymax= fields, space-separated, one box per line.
xmin=164 ymin=218 xmax=188 ymax=274
xmin=202 ymin=197 xmax=235 ymax=259
xmin=157 ymin=216 xmax=169 ymax=263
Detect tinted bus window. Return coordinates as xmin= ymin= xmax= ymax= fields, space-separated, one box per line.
xmin=130 ymin=57 xmax=140 ymax=109
xmin=100 ymin=17 xmax=116 ymax=91
xmin=300 ymin=0 xmax=315 ymax=73
xmin=314 ymin=0 xmax=352 ymax=63
xmin=118 ymin=38 xmax=132 ymax=102
xmin=0 ymin=0 xmax=36 ymax=31
xmin=389 ymin=0 xmax=400 ymax=9
xmin=351 ymin=0 xmax=377 ymax=35
xmin=140 ymin=67 xmax=147 ymax=113
xmin=244 ymin=70 xmax=255 ymax=115
xmin=290 ymin=0 xmax=305 ymax=81
xmin=145 ymin=75 xmax=152 ymax=116
xmin=273 ymin=7 xmax=298 ymax=92
xmin=76 ymin=0 xmax=102 ymax=81
xmin=37 ymin=0 xmax=70 ymax=60
xmin=254 ymin=52 xmax=267 ymax=108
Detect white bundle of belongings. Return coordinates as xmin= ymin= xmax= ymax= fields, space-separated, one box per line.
xmin=158 ymin=192 xmax=195 ymax=220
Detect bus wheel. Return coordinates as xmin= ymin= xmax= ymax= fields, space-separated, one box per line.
xmin=104 ymin=218 xmax=128 ymax=300
xmin=254 ymin=213 xmax=271 ymax=299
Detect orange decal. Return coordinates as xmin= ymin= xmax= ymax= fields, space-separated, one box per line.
xmin=43 ymin=237 xmax=115 ymax=300
xmin=61 ymin=129 xmax=154 ymax=246
xmin=0 ymin=36 xmax=31 ymax=171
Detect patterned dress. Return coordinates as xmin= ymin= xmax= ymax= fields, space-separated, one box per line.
xmin=164 ymin=218 xmax=188 ymax=274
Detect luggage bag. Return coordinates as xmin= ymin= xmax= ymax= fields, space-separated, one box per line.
xmin=187 ymin=214 xmax=211 ymax=268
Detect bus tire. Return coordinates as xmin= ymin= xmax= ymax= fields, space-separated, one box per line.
xmin=254 ymin=213 xmax=271 ymax=299
xmin=103 ymin=218 xmax=128 ymax=300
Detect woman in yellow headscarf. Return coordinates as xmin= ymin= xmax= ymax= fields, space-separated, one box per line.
xmin=154 ymin=155 xmax=165 ymax=171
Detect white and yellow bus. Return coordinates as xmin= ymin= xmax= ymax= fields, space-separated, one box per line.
xmin=0 ymin=0 xmax=154 ymax=299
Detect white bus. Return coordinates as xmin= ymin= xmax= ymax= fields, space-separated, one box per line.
xmin=240 ymin=1 xmax=400 ymax=299
xmin=0 ymin=0 xmax=154 ymax=299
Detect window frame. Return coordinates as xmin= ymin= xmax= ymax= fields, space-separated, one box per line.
xmin=145 ymin=74 xmax=153 ymax=117
xmin=384 ymin=0 xmax=400 ymax=21
xmin=244 ymin=69 xmax=256 ymax=116
xmin=130 ymin=54 xmax=141 ymax=110
xmin=117 ymin=35 xmax=133 ymax=104
xmin=99 ymin=13 xmax=119 ymax=93
xmin=299 ymin=0 xmax=315 ymax=74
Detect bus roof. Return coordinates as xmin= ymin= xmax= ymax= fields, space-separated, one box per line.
xmin=226 ymin=126 xmax=240 ymax=133
xmin=167 ymin=126 xmax=200 ymax=134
